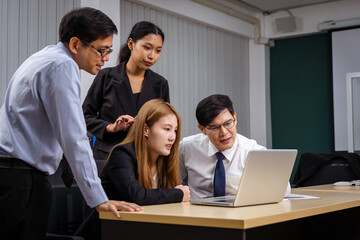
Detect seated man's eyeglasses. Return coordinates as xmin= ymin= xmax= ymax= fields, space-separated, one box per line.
xmin=85 ymin=42 xmax=113 ymax=57
xmin=206 ymin=119 xmax=235 ymax=134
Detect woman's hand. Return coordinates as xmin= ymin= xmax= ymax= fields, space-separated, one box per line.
xmin=106 ymin=115 xmax=135 ymax=133
xmin=175 ymin=185 xmax=190 ymax=202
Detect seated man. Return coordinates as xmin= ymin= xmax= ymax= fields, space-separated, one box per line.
xmin=179 ymin=94 xmax=290 ymax=200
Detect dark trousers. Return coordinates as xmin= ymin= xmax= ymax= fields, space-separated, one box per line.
xmin=0 ymin=167 xmax=52 ymax=240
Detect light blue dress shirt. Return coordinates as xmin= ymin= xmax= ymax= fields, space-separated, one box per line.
xmin=0 ymin=42 xmax=108 ymax=208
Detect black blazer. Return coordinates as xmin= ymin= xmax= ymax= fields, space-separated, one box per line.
xmin=100 ymin=143 xmax=183 ymax=205
xmin=82 ymin=61 xmax=170 ymax=159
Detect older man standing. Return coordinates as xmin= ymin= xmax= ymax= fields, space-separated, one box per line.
xmin=0 ymin=7 xmax=142 ymax=240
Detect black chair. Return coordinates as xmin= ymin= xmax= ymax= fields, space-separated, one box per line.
xmin=292 ymin=152 xmax=360 ymax=187
xmin=47 ymin=165 xmax=89 ymax=239
xmin=47 ymin=160 xmax=106 ymax=240
xmin=47 ymin=233 xmax=85 ymax=240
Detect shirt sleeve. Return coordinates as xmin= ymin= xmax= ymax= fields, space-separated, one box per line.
xmin=105 ymin=148 xmax=183 ymax=205
xmin=41 ymin=61 xmax=108 ymax=208
xmin=179 ymin=140 xmax=188 ymax=185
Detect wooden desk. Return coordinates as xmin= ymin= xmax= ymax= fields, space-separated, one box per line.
xmin=100 ymin=189 xmax=360 ymax=240
xmin=298 ymin=184 xmax=360 ymax=193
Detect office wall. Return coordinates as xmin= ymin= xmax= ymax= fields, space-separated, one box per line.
xmin=117 ymin=0 xmax=250 ymax=138
xmin=0 ymin=0 xmax=80 ymax=105
xmin=263 ymin=0 xmax=360 ymax=39
xmin=135 ymin=0 xmax=254 ymax=39
xmin=249 ymin=41 xmax=269 ymax=147
xmin=2 ymin=0 xmax=360 ymax=146
xmin=332 ymin=28 xmax=360 ymax=151
xmin=270 ymin=33 xmax=332 ymax=180
xmin=262 ymin=0 xmax=360 ymax=153
xmin=1 ymin=0 xmax=255 ymax=144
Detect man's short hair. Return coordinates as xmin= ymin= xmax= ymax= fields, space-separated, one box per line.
xmin=59 ymin=7 xmax=117 ymax=44
xmin=196 ymin=94 xmax=235 ymax=126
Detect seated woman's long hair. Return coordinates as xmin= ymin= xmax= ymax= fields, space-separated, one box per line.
xmin=107 ymin=99 xmax=182 ymax=189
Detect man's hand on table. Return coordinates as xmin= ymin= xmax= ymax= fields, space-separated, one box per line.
xmin=96 ymin=200 xmax=143 ymax=218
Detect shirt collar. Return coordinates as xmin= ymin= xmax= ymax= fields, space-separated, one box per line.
xmin=57 ymin=41 xmax=72 ymax=58
xmin=207 ymin=134 xmax=238 ymax=162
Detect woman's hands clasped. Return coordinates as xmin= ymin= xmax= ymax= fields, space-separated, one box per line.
xmin=175 ymin=185 xmax=190 ymax=202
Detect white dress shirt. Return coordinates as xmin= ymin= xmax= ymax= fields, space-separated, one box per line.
xmin=179 ymin=133 xmax=290 ymax=200
xmin=0 ymin=42 xmax=107 ymax=208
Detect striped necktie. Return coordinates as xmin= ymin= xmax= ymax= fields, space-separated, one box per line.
xmin=60 ymin=155 xmax=75 ymax=189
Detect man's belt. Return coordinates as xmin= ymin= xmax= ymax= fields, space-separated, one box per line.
xmin=0 ymin=157 xmax=37 ymax=170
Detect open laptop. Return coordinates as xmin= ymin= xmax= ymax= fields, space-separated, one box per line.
xmin=191 ymin=149 xmax=297 ymax=207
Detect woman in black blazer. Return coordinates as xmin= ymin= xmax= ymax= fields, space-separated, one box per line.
xmin=77 ymin=100 xmax=189 ymax=240
xmin=101 ymin=99 xmax=190 ymax=205
xmin=83 ymin=21 xmax=170 ymax=160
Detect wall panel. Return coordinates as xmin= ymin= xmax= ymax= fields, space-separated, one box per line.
xmin=0 ymin=0 xmax=80 ymax=105
xmin=270 ymin=33 xmax=332 ymax=180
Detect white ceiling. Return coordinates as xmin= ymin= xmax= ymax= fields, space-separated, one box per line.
xmin=231 ymin=0 xmax=342 ymax=14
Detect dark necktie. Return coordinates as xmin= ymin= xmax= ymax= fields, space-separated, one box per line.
xmin=60 ymin=155 xmax=75 ymax=189
xmin=214 ymin=152 xmax=226 ymax=197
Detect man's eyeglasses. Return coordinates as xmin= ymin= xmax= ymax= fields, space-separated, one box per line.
xmin=85 ymin=42 xmax=113 ymax=57
xmin=206 ymin=119 xmax=235 ymax=134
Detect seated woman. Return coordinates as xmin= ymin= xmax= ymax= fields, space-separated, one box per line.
xmin=100 ymin=99 xmax=190 ymax=205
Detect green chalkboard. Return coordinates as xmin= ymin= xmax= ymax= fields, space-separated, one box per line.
xmin=270 ymin=33 xmax=333 ymax=182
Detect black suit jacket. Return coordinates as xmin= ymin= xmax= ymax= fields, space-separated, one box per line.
xmin=82 ymin=62 xmax=170 ymax=159
xmin=100 ymin=143 xmax=183 ymax=205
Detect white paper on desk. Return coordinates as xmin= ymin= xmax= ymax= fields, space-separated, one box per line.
xmin=284 ymin=194 xmax=320 ymax=199
xmin=333 ymin=180 xmax=360 ymax=186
